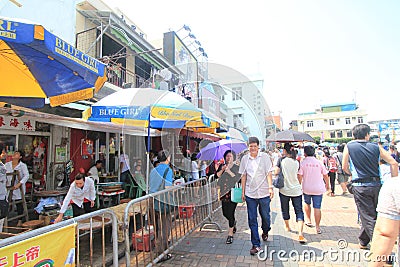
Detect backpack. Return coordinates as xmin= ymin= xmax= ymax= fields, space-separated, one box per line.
xmin=327 ymin=157 xmax=338 ymax=172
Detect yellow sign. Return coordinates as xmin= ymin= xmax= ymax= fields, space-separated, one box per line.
xmin=151 ymin=106 xmax=201 ymax=121
xmin=0 ymin=224 xmax=76 ymax=267
xmin=49 ymin=88 xmax=93 ymax=107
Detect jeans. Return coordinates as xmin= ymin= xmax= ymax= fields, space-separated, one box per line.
xmin=352 ymin=185 xmax=381 ymax=246
xmin=279 ymin=193 xmax=304 ymax=221
xmin=153 ymin=211 xmax=172 ymax=253
xmin=245 ymin=196 xmax=271 ymax=247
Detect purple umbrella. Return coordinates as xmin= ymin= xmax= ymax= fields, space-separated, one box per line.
xmin=197 ymin=139 xmax=247 ymax=161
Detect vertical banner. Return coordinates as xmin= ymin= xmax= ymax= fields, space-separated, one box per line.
xmin=0 ymin=224 xmax=76 ymax=266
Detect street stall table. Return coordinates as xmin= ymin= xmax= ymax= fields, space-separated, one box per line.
xmin=96 ymin=183 xmax=124 ymax=208
xmin=99 ymin=175 xmax=119 ymax=183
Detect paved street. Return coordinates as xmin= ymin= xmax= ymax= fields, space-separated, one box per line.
xmin=159 ymin=184 xmax=379 ymax=267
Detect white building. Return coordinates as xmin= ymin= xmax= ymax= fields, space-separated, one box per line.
xmin=292 ymin=102 xmax=367 ymax=141
xmin=221 ymin=78 xmax=269 ymax=147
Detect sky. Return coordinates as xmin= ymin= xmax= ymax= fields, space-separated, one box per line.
xmin=103 ymin=0 xmax=400 ymax=128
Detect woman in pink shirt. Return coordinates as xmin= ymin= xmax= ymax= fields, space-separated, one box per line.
xmin=298 ymin=146 xmax=329 ymax=234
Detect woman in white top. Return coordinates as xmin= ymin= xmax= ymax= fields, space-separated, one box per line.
xmin=54 ymin=173 xmax=96 ymax=223
xmin=5 ymin=150 xmax=29 ymax=227
xmin=275 ymin=143 xmax=306 ymax=243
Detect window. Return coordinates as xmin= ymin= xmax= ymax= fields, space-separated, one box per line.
xmin=357 ymin=117 xmax=364 ymax=123
xmin=233 ymin=114 xmax=243 ymax=128
xmin=329 ymin=119 xmax=334 ymax=125
xmin=345 ymin=118 xmax=351 ymax=124
xmin=337 ymin=131 xmax=343 ymax=138
xmin=330 ymin=131 xmax=336 ymax=138
xmin=307 ymin=120 xmax=313 ymax=127
xmin=232 ymin=87 xmax=242 ymax=101
xmin=347 ymin=130 xmax=352 ymax=138
xmin=220 ymin=95 xmax=225 ymax=101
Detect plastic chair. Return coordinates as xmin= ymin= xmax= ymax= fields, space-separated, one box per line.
xmin=135 ymin=174 xmax=146 ymax=198
xmin=124 ymin=180 xmax=138 ymax=199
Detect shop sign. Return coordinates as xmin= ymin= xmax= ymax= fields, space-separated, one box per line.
xmin=0 ymin=116 xmax=36 ymax=132
xmin=0 ymin=224 xmax=76 ymax=266
xmin=0 ymin=116 xmax=35 ymax=131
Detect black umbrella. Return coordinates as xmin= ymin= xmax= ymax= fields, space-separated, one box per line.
xmin=266 ymin=130 xmax=315 ymax=142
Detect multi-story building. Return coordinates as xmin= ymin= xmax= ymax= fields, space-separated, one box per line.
xmin=291 ymin=102 xmax=367 ymax=141
xmin=221 ymin=77 xmax=269 ymax=147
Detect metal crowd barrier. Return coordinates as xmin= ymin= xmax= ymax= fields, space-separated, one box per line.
xmin=0 ymin=209 xmax=119 ymax=267
xmin=121 ymin=177 xmax=222 ymax=266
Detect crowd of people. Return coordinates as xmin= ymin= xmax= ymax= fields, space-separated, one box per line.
xmin=2 ymin=123 xmax=398 ymax=265
xmin=137 ymin=123 xmax=400 ymax=264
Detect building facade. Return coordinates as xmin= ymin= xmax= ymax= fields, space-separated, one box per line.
xmin=221 ymin=78 xmax=268 ymax=146
xmin=291 ymin=103 xmax=367 ymax=141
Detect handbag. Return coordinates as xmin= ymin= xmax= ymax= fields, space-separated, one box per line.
xmin=230 ymin=183 xmax=243 ymax=203
xmin=273 ymin=171 xmax=284 ymax=189
xmin=154 ymin=168 xmax=173 ymax=213
xmin=0 ymin=199 xmax=9 ymax=219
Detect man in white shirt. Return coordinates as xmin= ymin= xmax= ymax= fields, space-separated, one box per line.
xmin=5 ymin=150 xmax=29 ymax=227
xmin=87 ymin=160 xmax=102 ymax=183
xmin=119 ymin=152 xmax=132 ymax=183
xmin=239 ymin=137 xmax=274 ymax=256
xmin=54 ymin=173 xmax=96 ymax=223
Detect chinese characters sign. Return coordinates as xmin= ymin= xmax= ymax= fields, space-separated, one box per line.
xmin=0 ymin=224 xmax=76 ymax=267
xmin=0 ymin=116 xmax=35 ymax=131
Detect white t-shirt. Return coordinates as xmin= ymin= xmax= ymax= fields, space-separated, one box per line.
xmin=279 ymin=157 xmax=302 ymax=197
xmin=191 ymin=161 xmax=199 ymax=180
xmin=88 ymin=165 xmax=99 ymax=183
xmin=119 ymin=154 xmax=130 ymax=173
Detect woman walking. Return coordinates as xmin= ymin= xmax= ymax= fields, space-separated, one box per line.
xmin=216 ymin=150 xmax=240 ymax=244
xmin=298 ymin=146 xmax=330 ymax=234
xmin=276 ymin=143 xmax=306 ymax=243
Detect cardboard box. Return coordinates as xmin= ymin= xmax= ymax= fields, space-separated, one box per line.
xmin=39 ymin=214 xmax=58 ymax=226
xmin=132 ymin=225 xmax=155 ymax=252
xmin=179 ymin=205 xmax=195 ymax=219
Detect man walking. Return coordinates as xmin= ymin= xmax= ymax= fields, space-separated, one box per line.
xmin=342 ymin=124 xmax=398 ymax=249
xmin=239 ymin=137 xmax=274 ymax=255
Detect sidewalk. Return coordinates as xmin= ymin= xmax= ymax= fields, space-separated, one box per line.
xmin=159 ymin=184 xmax=374 ymax=267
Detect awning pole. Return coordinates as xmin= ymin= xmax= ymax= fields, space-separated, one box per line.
xmin=146 ymin=115 xmax=151 ymax=194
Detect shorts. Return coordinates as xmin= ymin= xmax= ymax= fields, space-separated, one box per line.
xmin=337 ymin=173 xmax=350 ymax=184
xmin=303 ymin=194 xmax=323 ymax=209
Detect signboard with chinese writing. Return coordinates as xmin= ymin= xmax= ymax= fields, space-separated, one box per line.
xmin=0 ymin=224 xmax=76 ymax=266
xmin=0 ymin=116 xmax=35 ymax=131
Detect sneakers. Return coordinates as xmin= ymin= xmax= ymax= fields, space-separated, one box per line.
xmin=298 ymin=235 xmax=307 ymax=244
xmin=250 ymin=246 xmax=263 ymax=255
xmin=261 ymin=232 xmax=268 ymax=241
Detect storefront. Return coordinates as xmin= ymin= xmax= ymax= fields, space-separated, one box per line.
xmin=0 ymin=114 xmax=51 ymax=191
